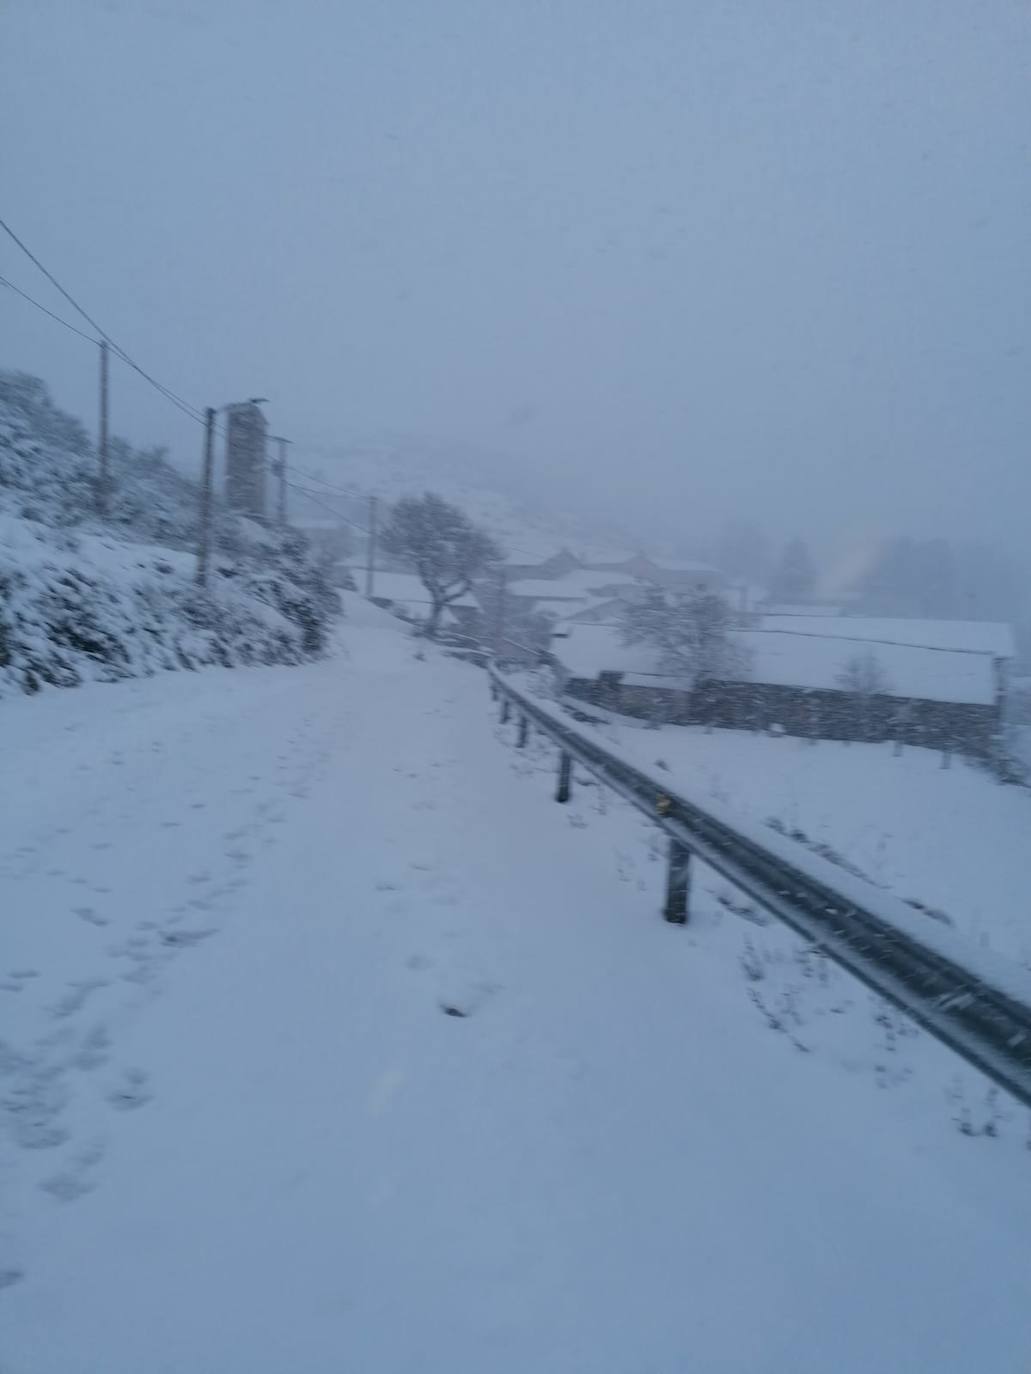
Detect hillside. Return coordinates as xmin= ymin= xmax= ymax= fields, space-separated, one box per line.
xmin=289 ymin=432 xmax=651 ymax=563
xmin=0 ymin=372 xmax=339 ymax=698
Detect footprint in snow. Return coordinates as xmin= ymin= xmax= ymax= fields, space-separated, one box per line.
xmin=5 ymin=1071 xmax=71 ymax=1150
xmin=51 ymin=979 xmax=110 ymax=1019
xmin=40 ymin=1138 xmax=105 ymax=1202
xmin=159 ymin=927 xmax=214 ymax=949
xmin=72 ymin=1024 xmax=111 ymax=1071
xmin=436 ymin=980 xmax=500 ymax=1020
xmin=40 ymin=1160 xmax=100 ymax=1202
xmin=73 ymin=906 xmax=109 ymax=927
xmin=107 ymin=1068 xmax=151 ymax=1111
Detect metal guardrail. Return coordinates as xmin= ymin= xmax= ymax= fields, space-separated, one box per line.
xmin=489 ymin=666 xmax=1031 ymax=1109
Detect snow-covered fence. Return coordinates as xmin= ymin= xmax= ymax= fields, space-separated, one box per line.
xmin=490 ymin=666 xmax=1031 ymax=1110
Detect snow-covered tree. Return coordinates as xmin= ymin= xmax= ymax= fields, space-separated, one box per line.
xmin=835 ymin=649 xmax=892 ymax=697
xmin=617 ymin=586 xmax=748 ymax=688
xmin=475 ymin=572 xmax=555 ymax=660
xmin=770 ymin=537 xmax=817 ymax=602
xmin=380 ymin=492 xmax=501 ymax=640
xmin=836 ymin=650 xmax=893 ymax=739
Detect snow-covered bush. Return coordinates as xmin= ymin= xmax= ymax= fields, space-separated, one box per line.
xmin=0 ymin=373 xmax=341 ymax=700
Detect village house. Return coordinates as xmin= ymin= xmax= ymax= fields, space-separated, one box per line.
xmin=552 ymin=617 xmax=1013 ymax=761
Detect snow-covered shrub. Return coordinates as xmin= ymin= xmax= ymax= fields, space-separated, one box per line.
xmin=0 ymin=371 xmax=199 ymax=543
xmin=0 ymin=373 xmax=342 ymax=701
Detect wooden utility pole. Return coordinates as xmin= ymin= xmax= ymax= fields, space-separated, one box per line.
xmin=365 ymin=495 xmax=378 ymax=597
xmin=97 ymin=339 xmax=110 ymax=515
xmin=273 ymin=436 xmax=289 ymax=527
xmin=492 ymin=565 xmax=507 ymax=659
xmin=663 ymin=839 xmax=692 ymax=924
xmin=195 ymin=406 xmax=216 ymax=587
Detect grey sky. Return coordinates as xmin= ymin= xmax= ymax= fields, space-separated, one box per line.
xmin=2 ymin=0 xmax=1029 ymax=558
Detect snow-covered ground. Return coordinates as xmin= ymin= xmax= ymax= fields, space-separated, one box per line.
xmin=2 ymin=598 xmax=1030 ymax=1372
xmin=578 ymin=710 xmax=1031 ymax=968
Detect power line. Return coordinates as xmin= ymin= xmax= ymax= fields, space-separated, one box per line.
xmin=0 ymin=273 xmax=99 ymax=345
xmin=1 ymin=214 xmax=206 ymax=427
xmin=284 ymin=463 xmax=545 ymax=561
xmin=2 ymin=218 xmax=557 ymax=566
xmin=108 ymin=349 xmax=206 ymax=426
xmin=0 ymin=215 xmax=113 ymax=344
xmin=288 ymin=462 xmax=358 ymax=497
xmin=284 ymin=479 xmax=369 ymax=532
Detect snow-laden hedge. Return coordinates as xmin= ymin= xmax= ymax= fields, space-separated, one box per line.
xmin=0 ymin=373 xmax=342 ymax=700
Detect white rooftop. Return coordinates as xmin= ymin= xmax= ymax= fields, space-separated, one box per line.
xmin=508 ymin=570 xmax=641 ymax=602
xmin=759 ymin=616 xmax=1015 ymax=659
xmin=553 ymin=622 xmax=1000 ymax=706
xmin=552 ymin=624 xmax=664 ymax=679
xmin=762 ymin=603 xmax=843 ymax=618
xmin=739 ymin=631 xmax=997 ymax=706
xmin=647 ymin=558 xmax=722 ymax=575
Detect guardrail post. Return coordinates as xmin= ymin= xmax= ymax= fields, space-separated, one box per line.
xmin=517 ymin=714 xmax=529 ymax=748
xmin=663 ymin=840 xmax=691 ymax=924
xmin=555 ymin=749 xmax=572 ymax=803
xmin=500 ymin=697 xmax=511 ymax=724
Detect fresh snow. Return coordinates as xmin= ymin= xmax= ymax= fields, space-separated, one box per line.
xmin=569 ymin=704 xmax=1031 ymax=968
xmin=364 ymin=571 xmax=479 ymax=610
xmin=2 ymin=599 xmax=1030 ymax=1372
xmin=552 ymin=621 xmax=1000 ymax=705
xmin=758 ymin=615 xmax=1015 ymax=659
xmin=737 ymin=629 xmax=998 ymax=704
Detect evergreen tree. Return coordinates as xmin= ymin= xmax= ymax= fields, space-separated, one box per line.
xmin=617 ymin=586 xmax=748 ymax=687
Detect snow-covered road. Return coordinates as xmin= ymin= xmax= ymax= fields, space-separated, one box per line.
xmin=2 ymin=601 xmax=1030 ymax=1372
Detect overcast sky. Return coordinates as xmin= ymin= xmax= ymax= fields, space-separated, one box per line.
xmin=2 ymin=0 xmax=1029 ymax=557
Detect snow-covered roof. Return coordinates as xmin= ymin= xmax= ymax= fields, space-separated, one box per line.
xmin=550 ymin=570 xmax=641 ymax=595
xmin=763 ymin=603 xmax=843 ymax=618
xmin=367 ymin=572 xmax=478 ymax=610
xmin=649 ymin=559 xmax=722 ymax=575
xmin=552 ymin=624 xmax=666 ymax=679
xmin=738 ymin=631 xmax=997 ymax=706
xmin=553 ymin=621 xmax=999 ymax=705
xmin=759 ymin=616 xmax=1015 ymax=658
xmin=508 ymin=570 xmax=640 ymax=602
xmin=506 ymin=579 xmax=588 ymax=601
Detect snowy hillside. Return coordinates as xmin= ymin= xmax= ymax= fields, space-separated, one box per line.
xmin=0 ymin=373 xmax=340 ymax=697
xmin=1 ymin=599 xmax=1028 ymax=1372
xmin=290 ymin=431 xmax=646 ymax=563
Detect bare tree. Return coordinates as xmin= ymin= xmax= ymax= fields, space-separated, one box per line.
xmin=836 ymin=650 xmax=892 ymax=740
xmin=617 ymin=586 xmax=749 ymax=689
xmin=380 ymin=492 xmax=501 ymax=640
xmin=836 ymin=649 xmax=891 ymax=696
